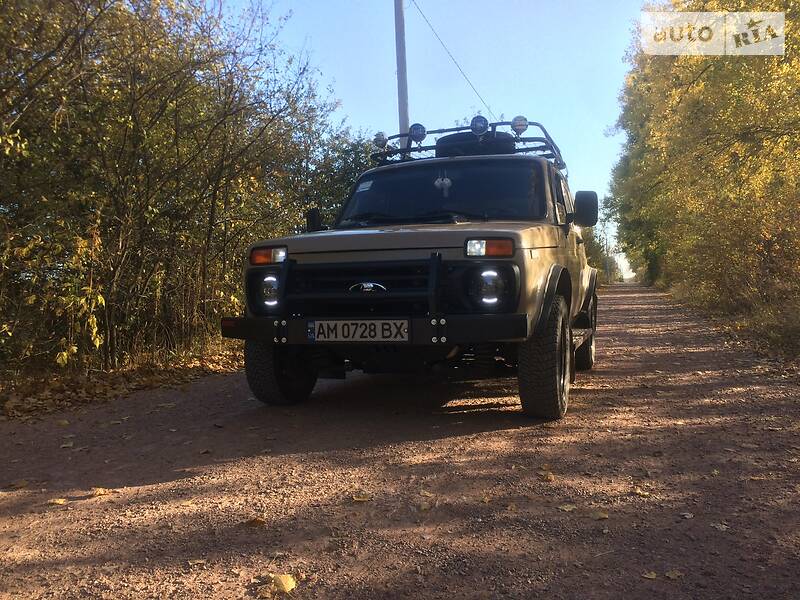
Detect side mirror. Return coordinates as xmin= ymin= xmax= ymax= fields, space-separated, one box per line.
xmin=305 ymin=207 xmax=324 ymax=232
xmin=573 ymin=191 xmax=598 ymax=227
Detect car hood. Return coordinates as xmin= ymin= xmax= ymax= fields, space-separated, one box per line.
xmin=255 ymin=222 xmax=560 ymax=254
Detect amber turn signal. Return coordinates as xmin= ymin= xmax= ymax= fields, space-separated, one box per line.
xmin=250 ymin=246 xmax=287 ymax=265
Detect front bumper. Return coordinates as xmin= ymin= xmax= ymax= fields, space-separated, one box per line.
xmin=221 ymin=314 xmax=528 ymax=345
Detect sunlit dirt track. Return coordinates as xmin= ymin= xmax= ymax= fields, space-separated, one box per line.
xmin=2 ymin=285 xmax=799 ymax=599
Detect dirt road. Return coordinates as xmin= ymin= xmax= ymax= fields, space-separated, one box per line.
xmin=2 ymin=285 xmax=799 ymax=599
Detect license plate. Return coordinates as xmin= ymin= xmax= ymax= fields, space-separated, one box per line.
xmin=307 ymin=319 xmax=409 ymax=342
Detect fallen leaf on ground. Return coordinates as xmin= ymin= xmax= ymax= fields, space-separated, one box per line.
xmin=351 ymin=492 xmax=372 ymax=502
xmin=244 ymin=517 xmax=267 ymax=528
xmin=680 ymin=512 xmax=694 ymax=519
xmin=48 ymin=498 xmax=68 ymax=505
xmin=199 ymin=449 xmax=211 ymax=455
xmin=187 ymin=559 xmax=206 ymax=567
xmin=633 ymin=487 xmax=650 ymax=498
xmin=109 ymin=420 xmax=122 ymax=425
xmin=419 ymin=489 xmax=434 ymax=497
xmin=91 ymin=487 xmax=114 ymax=497
xmin=56 ymin=419 xmax=70 ymax=426
xmin=665 ymin=569 xmax=684 ymax=580
xmin=710 ymin=522 xmax=730 ymax=531
xmin=558 ymin=503 xmax=577 ymax=512
xmin=711 ymin=469 xmax=720 ymax=476
xmin=481 ymin=494 xmax=491 ymax=504
xmin=60 ymin=441 xmax=74 ymax=449
xmin=592 ymin=510 xmax=609 ymax=520
xmin=268 ymin=573 xmax=296 ymax=594
xmin=537 ymin=470 xmax=556 ymax=482
xmin=642 ymin=571 xmax=658 ymax=579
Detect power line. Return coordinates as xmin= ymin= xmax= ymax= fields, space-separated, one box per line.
xmin=409 ymin=0 xmax=497 ymax=121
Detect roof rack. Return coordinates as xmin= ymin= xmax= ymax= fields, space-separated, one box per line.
xmin=370 ymin=116 xmax=566 ymax=171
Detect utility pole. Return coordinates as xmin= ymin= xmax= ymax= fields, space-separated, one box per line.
xmin=394 ymin=0 xmax=409 ymax=134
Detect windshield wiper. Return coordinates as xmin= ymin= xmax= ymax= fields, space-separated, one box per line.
xmin=337 ymin=211 xmax=398 ymax=227
xmin=415 ymin=210 xmax=489 ymax=223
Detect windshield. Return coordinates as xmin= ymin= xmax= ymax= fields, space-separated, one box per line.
xmin=336 ymin=159 xmax=546 ymax=228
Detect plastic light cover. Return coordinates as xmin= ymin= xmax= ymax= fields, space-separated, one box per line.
xmin=478 ymin=270 xmax=502 ymax=304
xmin=466 ymin=239 xmax=514 ymax=257
xmin=409 ymin=123 xmax=427 ymax=143
xmin=470 ymin=115 xmax=489 ymax=136
xmin=373 ymin=131 xmax=388 ymax=148
xmin=261 ymin=274 xmax=279 ymax=307
xmin=511 ymin=115 xmax=528 ymax=135
xmin=250 ymin=246 xmax=287 ymax=265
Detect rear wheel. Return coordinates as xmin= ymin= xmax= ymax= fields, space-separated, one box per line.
xmin=575 ymin=294 xmax=597 ymax=371
xmin=518 ymin=296 xmax=571 ymax=419
xmin=245 ymin=341 xmax=318 ymax=405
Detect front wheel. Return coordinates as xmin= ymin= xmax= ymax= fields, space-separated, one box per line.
xmin=245 ymin=341 xmax=318 ymax=405
xmin=518 ymin=296 xmax=571 ymax=419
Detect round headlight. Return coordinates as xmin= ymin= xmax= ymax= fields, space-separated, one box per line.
xmin=470 ymin=115 xmax=489 ymax=136
xmin=373 ymin=131 xmax=388 ymax=149
xmin=261 ymin=274 xmax=279 ymax=307
xmin=409 ymin=123 xmax=427 ymax=143
xmin=477 ymin=269 xmax=505 ymax=305
xmin=511 ymin=115 xmax=528 ymax=136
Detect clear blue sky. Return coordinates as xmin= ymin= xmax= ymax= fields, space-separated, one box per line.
xmin=242 ymin=0 xmax=645 ymax=271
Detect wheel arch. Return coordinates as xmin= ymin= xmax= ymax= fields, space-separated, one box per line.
xmin=533 ymin=264 xmax=572 ymax=335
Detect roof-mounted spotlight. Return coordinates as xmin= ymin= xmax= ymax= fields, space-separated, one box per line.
xmin=408 ymin=123 xmax=427 ymax=144
xmin=373 ymin=131 xmax=388 ymax=149
xmin=470 ymin=115 xmax=489 ymax=136
xmin=511 ymin=115 xmax=529 ymax=136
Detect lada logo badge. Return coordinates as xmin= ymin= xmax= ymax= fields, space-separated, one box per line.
xmin=349 ymin=282 xmax=387 ymax=293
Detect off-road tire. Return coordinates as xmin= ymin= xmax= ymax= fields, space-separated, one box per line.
xmin=245 ymin=340 xmax=318 ymax=405
xmin=518 ymin=296 xmax=572 ymax=419
xmin=575 ymin=294 xmax=597 ymax=371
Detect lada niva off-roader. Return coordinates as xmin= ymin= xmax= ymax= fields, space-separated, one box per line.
xmin=221 ymin=116 xmax=599 ymax=419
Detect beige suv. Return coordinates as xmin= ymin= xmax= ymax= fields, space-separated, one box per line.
xmin=222 ymin=116 xmax=599 ymax=419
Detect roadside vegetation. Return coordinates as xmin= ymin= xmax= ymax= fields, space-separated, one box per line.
xmin=610 ymin=0 xmax=799 ymax=352
xmin=0 ymin=0 xmax=371 ymax=402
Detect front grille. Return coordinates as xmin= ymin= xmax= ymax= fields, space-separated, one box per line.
xmin=286 ymin=260 xmax=432 ymax=317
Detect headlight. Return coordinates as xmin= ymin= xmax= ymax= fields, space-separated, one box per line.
xmin=261 ymin=274 xmax=280 ymax=307
xmin=250 ymin=246 xmax=287 ymax=265
xmin=476 ymin=269 xmax=505 ymax=305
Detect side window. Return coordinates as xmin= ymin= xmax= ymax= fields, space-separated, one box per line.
xmin=552 ymin=171 xmax=567 ymax=224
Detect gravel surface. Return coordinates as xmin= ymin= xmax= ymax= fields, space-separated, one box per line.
xmin=2 ymin=285 xmax=799 ymax=599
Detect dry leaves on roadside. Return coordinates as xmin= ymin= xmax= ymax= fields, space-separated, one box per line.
xmin=90 ymin=487 xmax=115 ymax=497
xmin=187 ymin=559 xmax=207 ymax=568
xmin=591 ymin=510 xmax=609 ymax=520
xmin=257 ymin=573 xmax=297 ymax=597
xmin=244 ymin=517 xmax=267 ymax=528
xmin=351 ymin=491 xmax=372 ymax=502
xmin=665 ymin=569 xmax=684 ymax=580
xmin=419 ymin=489 xmax=435 ymax=498
xmin=710 ymin=522 xmax=730 ymax=531
xmin=632 ymin=487 xmax=651 ymax=498
xmin=557 ymin=503 xmax=577 ymax=512
xmin=48 ymin=498 xmax=68 ymax=506
xmin=642 ymin=571 xmax=658 ymax=579
xmin=680 ymin=512 xmax=694 ymax=519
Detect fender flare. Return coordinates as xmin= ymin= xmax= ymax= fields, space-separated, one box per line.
xmin=533 ymin=264 xmax=568 ymax=335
